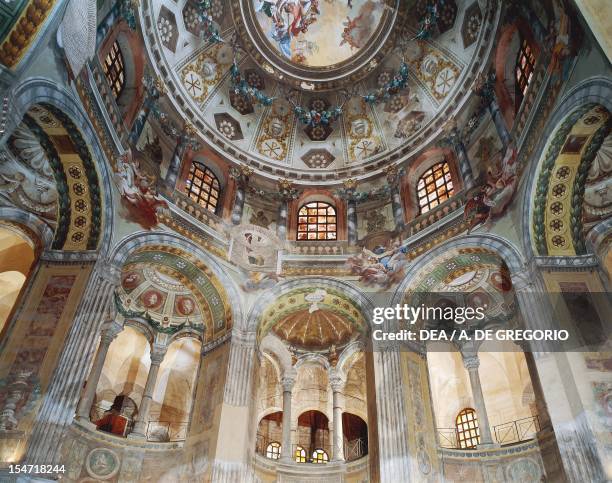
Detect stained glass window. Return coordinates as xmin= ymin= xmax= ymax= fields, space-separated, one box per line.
xmin=103 ymin=41 xmax=125 ymax=99
xmin=417 ymin=161 xmax=454 ymax=214
xmin=297 ymin=201 xmax=337 ymax=241
xmin=456 ymin=408 xmax=480 ymax=449
xmin=185 ymin=162 xmax=220 ymax=213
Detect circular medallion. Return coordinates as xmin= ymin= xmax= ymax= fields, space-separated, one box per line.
xmin=85 ymin=448 xmax=120 ymax=480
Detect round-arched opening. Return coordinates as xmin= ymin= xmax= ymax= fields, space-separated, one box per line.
xmin=297 ymin=410 xmax=330 ymax=463
xmin=342 ymin=412 xmax=368 ymax=461
xmin=256 ymin=411 xmax=283 ymax=459
xmin=0 ymin=227 xmax=36 ymax=335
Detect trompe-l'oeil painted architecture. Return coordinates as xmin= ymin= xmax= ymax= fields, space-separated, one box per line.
xmin=0 ymin=0 xmax=611 ymax=481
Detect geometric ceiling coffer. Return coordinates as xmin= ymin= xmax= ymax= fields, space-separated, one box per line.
xmin=301 ymin=149 xmax=336 ymax=169
xmin=244 ymin=69 xmax=265 ymax=90
xmin=462 ymin=2 xmax=482 ymax=48
xmin=417 ymin=0 xmax=457 ymax=34
xmin=214 ymin=113 xmax=244 ymax=140
xmin=158 ymin=6 xmax=179 ymax=53
xmin=230 ymin=91 xmax=254 ymax=115
xmin=182 ymin=2 xmax=201 ymax=37
xmin=305 ymin=123 xmax=333 ymax=142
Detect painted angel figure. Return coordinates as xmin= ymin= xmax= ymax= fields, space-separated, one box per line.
xmin=114 ymin=151 xmax=167 ymax=229
xmin=255 ymin=0 xmax=320 ymax=58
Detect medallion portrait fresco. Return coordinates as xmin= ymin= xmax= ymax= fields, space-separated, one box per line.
xmin=253 ymin=0 xmax=386 ymax=67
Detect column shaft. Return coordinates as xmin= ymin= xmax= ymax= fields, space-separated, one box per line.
xmin=465 ymin=363 xmax=494 ymax=445
xmin=165 ymin=139 xmax=187 ymax=190
xmin=347 ymin=200 xmax=357 ymax=245
xmin=390 ymin=187 xmax=405 ymax=230
xmin=332 ymin=389 xmax=344 ymax=461
xmin=489 ymin=97 xmax=512 ymax=149
xmin=131 ymin=347 xmax=166 ymax=438
xmin=75 ymin=328 xmax=120 ymax=421
xmin=231 ymin=185 xmax=246 ymax=225
xmin=280 ymin=375 xmax=295 ymax=461
xmin=277 ymin=200 xmax=288 ymax=240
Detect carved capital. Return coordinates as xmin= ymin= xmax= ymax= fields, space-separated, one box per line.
xmin=462 ymin=354 xmax=480 ymax=370
xmin=330 ymin=376 xmax=345 ymax=393
xmin=281 ymin=373 xmax=296 ymax=392
xmin=100 ymin=321 xmax=123 ymax=346
xmin=150 ymin=344 xmax=168 ymax=365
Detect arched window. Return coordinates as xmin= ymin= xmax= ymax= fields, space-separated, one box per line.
xmin=312 ymin=448 xmax=329 ymax=463
xmin=294 ymin=445 xmax=307 ymax=463
xmin=185 ymin=162 xmax=220 ymax=213
xmin=103 ymin=41 xmax=126 ymax=99
xmin=297 ymin=201 xmax=337 ymax=241
xmin=417 ymin=161 xmax=454 ymax=214
xmin=456 ymin=408 xmax=480 ymax=449
xmin=266 ymin=441 xmax=281 ymax=459
xmin=515 ymin=38 xmax=536 ymax=107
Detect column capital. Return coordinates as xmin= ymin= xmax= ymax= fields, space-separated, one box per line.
xmin=472 ymin=72 xmax=496 ymax=103
xmin=281 ymin=373 xmax=296 ymax=392
xmin=100 ymin=320 xmax=123 ymax=345
xmin=150 ymin=344 xmax=167 ymax=365
xmin=462 ymin=354 xmax=480 ymax=370
xmin=330 ymin=376 xmax=345 ymax=393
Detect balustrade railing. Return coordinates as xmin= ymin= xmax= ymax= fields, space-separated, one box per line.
xmin=493 ymin=415 xmax=540 ymax=446
xmin=146 ymin=421 xmax=189 ymax=442
xmin=437 ymin=415 xmax=540 ymax=449
xmin=437 ymin=428 xmax=459 ymax=449
xmin=344 ymin=437 xmax=368 ymax=461
xmin=405 ymin=191 xmax=465 ymax=238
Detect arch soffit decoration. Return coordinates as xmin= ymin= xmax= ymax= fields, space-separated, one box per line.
xmin=108 ymin=231 xmax=244 ymax=342
xmin=247 ymin=278 xmax=376 ymax=336
xmin=521 ymin=76 xmax=612 ymax=259
xmin=391 ymin=233 xmax=526 ymax=306
xmin=6 ymin=77 xmax=115 ymax=254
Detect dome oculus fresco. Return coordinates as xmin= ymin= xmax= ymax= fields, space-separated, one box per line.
xmin=251 ymin=0 xmax=387 ymax=67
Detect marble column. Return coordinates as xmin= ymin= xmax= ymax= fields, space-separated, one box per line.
xmin=330 ymin=376 xmax=345 ymax=461
xmin=165 ymin=138 xmax=188 ymax=190
xmin=280 ymin=373 xmax=296 ymax=462
xmin=25 ymin=268 xmax=118 ymax=465
xmin=128 ymin=77 xmax=165 ymax=146
xmin=445 ymin=125 xmax=475 ymax=190
xmin=75 ymin=321 xmax=123 ymax=422
xmin=489 ymin=96 xmax=512 ymax=149
xmin=474 ymin=74 xmax=512 ymax=149
xmin=347 ymin=199 xmax=357 ymax=245
xmin=276 ymin=200 xmax=289 ymax=240
xmin=462 ymin=354 xmax=494 ymax=446
xmin=373 ymin=348 xmax=412 ymax=479
xmin=390 ymin=186 xmax=405 ymax=230
xmin=384 ymin=167 xmax=405 ymax=230
xmin=130 ymin=344 xmax=167 ymax=439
